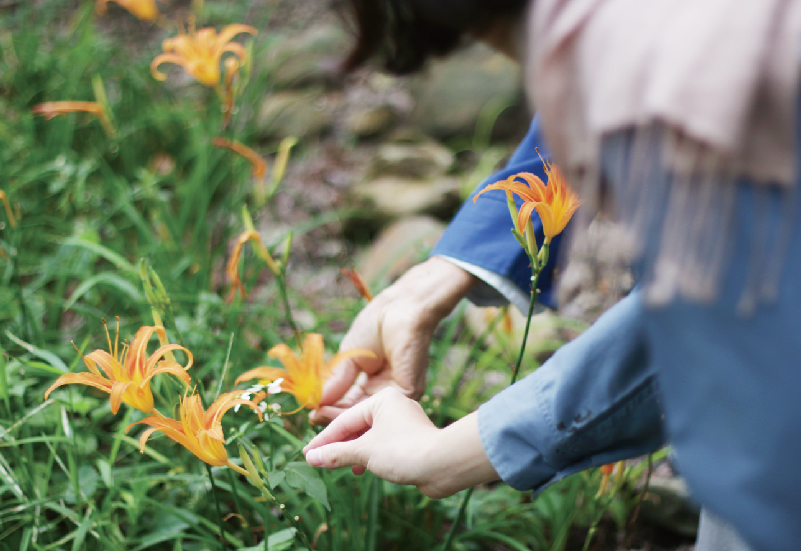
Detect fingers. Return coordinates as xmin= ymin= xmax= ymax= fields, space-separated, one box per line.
xmin=304 ymin=397 xmax=374 ymax=453
xmin=309 ymin=405 xmax=348 ymax=425
xmin=318 ymin=357 xmax=361 ymax=407
xmin=320 ymin=332 xmax=386 ymax=406
xmin=305 ymin=440 xmax=365 ymax=469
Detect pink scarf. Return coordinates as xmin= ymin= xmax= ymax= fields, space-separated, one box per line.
xmin=526 ymin=0 xmax=801 ymax=305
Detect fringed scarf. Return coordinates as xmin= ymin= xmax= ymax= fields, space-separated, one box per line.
xmin=526 ymin=0 xmax=801 ymax=308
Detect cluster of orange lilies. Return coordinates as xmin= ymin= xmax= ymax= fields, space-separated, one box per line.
xmin=45 ymin=319 xmax=374 ymax=474
xmin=33 ymin=0 xmax=266 ymax=175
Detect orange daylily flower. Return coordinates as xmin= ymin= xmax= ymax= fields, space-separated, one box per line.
xmin=213 ymin=138 xmax=267 ymax=180
xmin=96 ymin=0 xmax=159 ymax=22
xmin=44 ymin=321 xmax=192 ymax=414
xmin=226 ymin=230 xmax=279 ymax=303
xmin=235 ymin=333 xmax=377 ymax=413
xmin=340 ymin=267 xmax=373 ymax=301
xmin=151 ymin=21 xmax=257 ymax=88
xmin=474 ymin=157 xmax=580 ymax=243
xmin=32 ymin=101 xmax=115 ymax=136
xmin=128 ymin=391 xmax=261 ymax=473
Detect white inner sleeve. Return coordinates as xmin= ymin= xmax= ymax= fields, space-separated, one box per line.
xmin=435 ymin=255 xmax=543 ymax=315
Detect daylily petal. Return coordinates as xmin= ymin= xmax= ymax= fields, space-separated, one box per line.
xmin=143 ymin=344 xmax=193 ymax=374
xmin=533 ymin=203 xmax=558 ymax=240
xmin=220 ymin=43 xmax=248 ymax=64
xmin=137 ymin=427 xmax=161 ymax=453
xmin=141 ymin=363 xmax=192 ymax=386
xmin=268 ymin=343 xmax=304 ymax=374
xmin=234 ymin=366 xmax=289 ymax=386
xmin=44 ymin=372 xmax=112 ymax=400
xmin=214 ymin=25 xmax=257 ymax=54
xmin=301 ymin=334 xmax=325 ymax=378
xmin=151 ymin=53 xmax=190 ymax=81
xmin=84 ymin=349 xmax=122 ymax=381
xmin=474 ymin=180 xmax=542 ymax=204
xmin=325 ymin=348 xmax=377 ymax=376
xmin=517 ymin=201 xmax=538 ymax=234
xmin=109 ymin=380 xmax=131 ymax=414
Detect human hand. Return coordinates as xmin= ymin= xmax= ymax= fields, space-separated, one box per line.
xmin=311 ymin=257 xmax=477 ymax=424
xmin=303 ymin=388 xmax=499 ymax=499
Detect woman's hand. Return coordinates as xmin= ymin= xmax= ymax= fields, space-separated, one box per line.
xmin=303 ymin=388 xmax=499 ymax=499
xmin=311 ymin=257 xmax=477 ymax=424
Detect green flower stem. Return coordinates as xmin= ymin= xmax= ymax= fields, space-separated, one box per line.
xmin=512 ymin=269 xmax=541 ymax=385
xmin=226 ymin=468 xmax=249 ymax=535
xmin=205 ymin=464 xmax=227 ymax=551
xmin=276 ymin=274 xmax=301 ymax=349
xmin=442 ymin=266 xmax=542 ymax=551
xmin=257 ymin=485 xmax=312 ymax=550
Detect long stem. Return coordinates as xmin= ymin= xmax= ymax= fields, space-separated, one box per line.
xmin=276 ymin=275 xmax=301 ymax=348
xmin=206 ymin=464 xmax=227 ymax=551
xmin=226 ymin=468 xmax=248 ymax=526
xmin=442 ymin=267 xmax=541 ymax=551
xmin=441 ymin=486 xmax=474 ymax=551
xmin=512 ymin=271 xmax=540 ymax=385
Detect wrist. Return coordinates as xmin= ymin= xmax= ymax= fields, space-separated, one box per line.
xmin=399 ymin=257 xmax=479 ymax=323
xmin=416 ymin=411 xmax=499 ymax=498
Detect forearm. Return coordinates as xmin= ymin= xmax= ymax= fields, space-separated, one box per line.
xmin=479 ymin=290 xmax=665 ymax=492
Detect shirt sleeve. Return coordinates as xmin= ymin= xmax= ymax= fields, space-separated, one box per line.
xmin=431 ymin=116 xmax=565 ymax=311
xmin=478 ymin=290 xmax=666 ymax=492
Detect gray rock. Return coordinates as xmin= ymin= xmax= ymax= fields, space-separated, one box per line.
xmin=355 ymin=216 xmax=446 ymax=286
xmin=256 ymin=89 xmax=337 ymax=139
xmin=344 ymin=105 xmax=398 ymax=138
xmin=368 ymin=141 xmax=454 ymax=180
xmin=351 ymin=175 xmax=461 ymax=219
xmin=261 ymin=24 xmax=350 ymax=90
xmin=408 ymin=43 xmax=525 ymax=139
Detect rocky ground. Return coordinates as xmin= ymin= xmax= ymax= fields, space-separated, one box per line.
xmin=249 ymin=3 xmax=699 ymax=550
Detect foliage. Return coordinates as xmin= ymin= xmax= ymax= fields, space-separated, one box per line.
xmin=0 ymin=2 xmax=657 ymax=550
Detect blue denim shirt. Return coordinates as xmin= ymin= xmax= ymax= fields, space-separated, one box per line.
xmin=432 ymin=116 xmax=801 ymax=551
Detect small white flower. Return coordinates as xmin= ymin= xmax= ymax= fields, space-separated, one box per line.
xmin=235 ymin=391 xmax=252 ymax=412
xmin=248 ymin=383 xmax=266 ymax=393
xmin=258 ymin=401 xmax=269 ymax=414
xmin=267 ymin=378 xmax=284 ymax=394
xmin=270 ymin=403 xmax=281 ymax=413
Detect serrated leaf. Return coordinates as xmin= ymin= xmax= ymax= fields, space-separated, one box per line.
xmin=268 ymin=470 xmax=285 ymax=489
xmin=283 ymin=462 xmax=329 ymax=510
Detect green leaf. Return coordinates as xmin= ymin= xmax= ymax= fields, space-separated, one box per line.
xmin=4 ymin=331 xmax=68 ymax=373
xmin=62 ymin=272 xmax=142 ymax=311
xmin=64 ymin=465 xmax=98 ymax=504
xmin=71 ymin=510 xmax=94 ymax=551
xmin=283 ymin=461 xmax=329 ymax=510
xmin=268 ymin=470 xmax=285 ymax=489
xmin=61 ymin=236 xmax=138 ymax=277
xmin=237 ymin=528 xmax=299 ymax=551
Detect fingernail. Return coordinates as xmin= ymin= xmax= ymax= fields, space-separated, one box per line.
xmin=306 ymin=448 xmax=322 ymax=467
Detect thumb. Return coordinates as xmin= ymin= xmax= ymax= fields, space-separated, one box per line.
xmin=319 ymin=354 xmax=384 ymax=406
xmin=319 ymin=357 xmax=360 ymax=406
